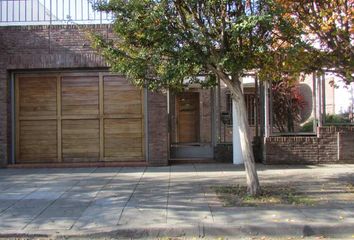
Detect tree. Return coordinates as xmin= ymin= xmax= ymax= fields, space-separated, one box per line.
xmin=273 ymin=0 xmax=354 ymax=83
xmin=90 ymin=0 xmax=315 ymax=195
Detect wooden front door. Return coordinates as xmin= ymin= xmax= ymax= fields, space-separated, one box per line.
xmin=176 ymin=92 xmax=199 ymax=143
xmin=15 ymin=73 xmax=144 ymax=163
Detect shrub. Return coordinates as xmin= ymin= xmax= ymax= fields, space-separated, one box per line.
xmin=300 ymin=114 xmax=351 ymax=132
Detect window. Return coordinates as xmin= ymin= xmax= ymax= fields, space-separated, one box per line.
xmin=245 ymin=93 xmax=257 ymax=126
xmin=225 ymin=93 xmax=258 ymax=126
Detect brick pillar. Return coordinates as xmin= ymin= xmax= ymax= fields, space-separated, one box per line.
xmin=147 ymin=91 xmax=169 ymax=166
xmin=0 ymin=70 xmax=8 ymax=167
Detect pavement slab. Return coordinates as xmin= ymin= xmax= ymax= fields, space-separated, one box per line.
xmin=0 ymin=164 xmax=353 ymax=239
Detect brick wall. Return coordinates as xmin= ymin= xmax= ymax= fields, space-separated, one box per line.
xmin=214 ymin=143 xmax=233 ymax=163
xmin=265 ymin=126 xmax=354 ymax=164
xmin=265 ymin=136 xmax=319 ymax=164
xmin=318 ymin=126 xmax=354 ymax=163
xmin=0 ymin=67 xmax=7 ymax=167
xmin=338 ymin=132 xmax=354 ymax=162
xmin=0 ymin=25 xmax=168 ymax=166
xmin=147 ymin=92 xmax=169 ymax=166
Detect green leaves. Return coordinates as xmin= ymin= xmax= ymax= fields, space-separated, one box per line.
xmin=90 ymin=0 xmax=352 ymax=91
xmin=90 ymin=0 xmax=281 ymax=91
xmin=272 ymin=0 xmax=354 ymax=83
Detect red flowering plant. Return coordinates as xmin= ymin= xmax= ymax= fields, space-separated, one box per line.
xmin=272 ymin=79 xmax=307 ymax=132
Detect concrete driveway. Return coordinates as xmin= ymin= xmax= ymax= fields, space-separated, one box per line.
xmin=0 ymin=164 xmax=354 ymax=239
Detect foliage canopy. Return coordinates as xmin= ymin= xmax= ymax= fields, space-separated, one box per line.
xmin=274 ymin=0 xmax=354 ymax=83
xmin=91 ymin=0 xmax=311 ymax=91
xmin=91 ymin=0 xmax=353 ymax=89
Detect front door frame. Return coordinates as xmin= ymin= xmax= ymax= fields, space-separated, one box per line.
xmin=176 ymin=92 xmax=200 ymax=144
xmin=168 ymin=87 xmax=216 ymax=160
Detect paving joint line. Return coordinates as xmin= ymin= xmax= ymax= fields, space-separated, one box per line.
xmin=21 ymin=167 xmax=99 ymax=230
xmin=165 ymin=165 xmax=171 ymax=224
xmin=69 ymin=167 xmax=124 ymax=230
xmin=0 ymin=168 xmax=53 ymax=216
xmin=193 ymin=164 xmax=215 ymax=223
xmin=0 ymin=188 xmax=39 ymax=216
xmin=116 ymin=166 xmax=147 ymax=225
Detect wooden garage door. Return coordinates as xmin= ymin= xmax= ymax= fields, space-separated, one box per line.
xmin=15 ymin=73 xmax=144 ymax=163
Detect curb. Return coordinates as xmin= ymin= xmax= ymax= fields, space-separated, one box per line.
xmin=1 ymin=223 xmax=354 ymax=239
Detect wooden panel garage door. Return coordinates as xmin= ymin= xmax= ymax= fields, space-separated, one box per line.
xmin=15 ymin=73 xmax=144 ymax=163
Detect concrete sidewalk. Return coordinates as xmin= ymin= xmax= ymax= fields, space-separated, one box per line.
xmin=0 ymin=164 xmax=353 ymax=239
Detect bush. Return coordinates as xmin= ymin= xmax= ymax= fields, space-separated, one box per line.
xmin=325 ymin=114 xmax=351 ymax=124
xmin=301 ymin=120 xmax=315 ymax=132
xmin=300 ymin=114 xmax=351 ymax=132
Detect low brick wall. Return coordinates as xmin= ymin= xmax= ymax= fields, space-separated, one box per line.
xmin=265 ymin=126 xmax=354 ymax=164
xmin=214 ymin=137 xmax=263 ymax=163
xmin=338 ymin=132 xmax=354 ymax=162
xmin=214 ymin=143 xmax=233 ymax=163
xmin=266 ymin=136 xmax=319 ymax=164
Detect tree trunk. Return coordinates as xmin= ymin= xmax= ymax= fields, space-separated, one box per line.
xmin=206 ymin=65 xmax=261 ymax=196
xmin=221 ymin=75 xmax=261 ymax=196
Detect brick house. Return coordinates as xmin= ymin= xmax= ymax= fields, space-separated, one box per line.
xmin=0 ymin=1 xmax=353 ymax=167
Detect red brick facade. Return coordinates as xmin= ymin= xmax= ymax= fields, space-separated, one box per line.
xmin=0 ymin=25 xmax=168 ymax=166
xmin=147 ymin=92 xmax=169 ymax=166
xmin=0 ymin=25 xmax=352 ymax=167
